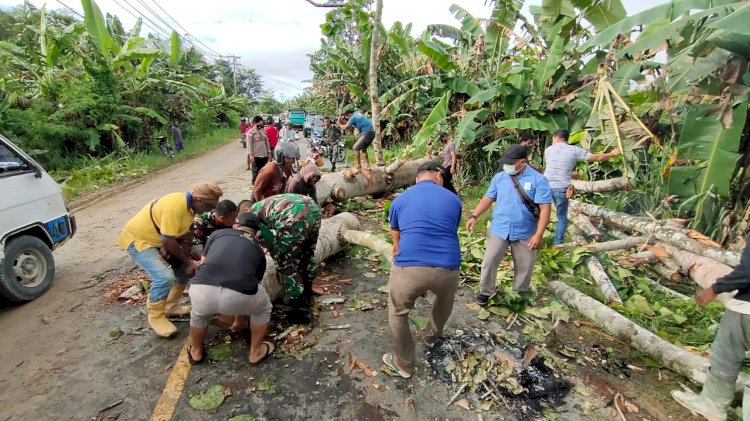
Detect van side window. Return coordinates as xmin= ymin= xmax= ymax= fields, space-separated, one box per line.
xmin=0 ymin=144 xmax=28 ymax=174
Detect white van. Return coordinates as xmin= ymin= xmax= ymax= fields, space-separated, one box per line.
xmin=0 ymin=134 xmax=76 ymax=301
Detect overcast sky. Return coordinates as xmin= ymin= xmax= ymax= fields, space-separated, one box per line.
xmin=0 ymin=0 xmax=665 ymax=99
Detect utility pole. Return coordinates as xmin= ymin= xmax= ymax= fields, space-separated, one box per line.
xmin=227 ymin=54 xmax=240 ymax=95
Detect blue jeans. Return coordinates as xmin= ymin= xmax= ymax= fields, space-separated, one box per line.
xmin=127 ymin=243 xmax=188 ymax=301
xmin=551 ymin=188 xmax=569 ymax=245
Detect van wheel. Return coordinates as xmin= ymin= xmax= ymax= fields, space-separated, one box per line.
xmin=0 ymin=235 xmax=55 ymax=302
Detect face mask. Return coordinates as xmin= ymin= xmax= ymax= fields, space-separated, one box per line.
xmin=503 ymin=164 xmax=519 ymax=175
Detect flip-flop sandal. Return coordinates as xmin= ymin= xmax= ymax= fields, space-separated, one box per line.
xmin=382 ymin=353 xmax=411 ymax=379
xmin=187 ymin=344 xmax=206 ymax=365
xmin=249 ymin=341 xmax=275 ymax=366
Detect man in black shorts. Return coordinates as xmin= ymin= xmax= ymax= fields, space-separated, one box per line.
xmin=337 ymin=108 xmax=374 ymax=170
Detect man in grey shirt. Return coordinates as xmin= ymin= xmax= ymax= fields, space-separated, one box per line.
xmin=543 ymin=129 xmax=620 ymax=244
xmin=440 ymin=132 xmax=457 ymax=194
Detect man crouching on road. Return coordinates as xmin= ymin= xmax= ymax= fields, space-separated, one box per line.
xmin=382 ymin=161 xmax=462 ymax=378
xmin=116 ymin=182 xmax=223 ymax=337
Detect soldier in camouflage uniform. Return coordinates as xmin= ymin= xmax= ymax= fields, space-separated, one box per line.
xmin=250 ymin=193 xmax=321 ymax=324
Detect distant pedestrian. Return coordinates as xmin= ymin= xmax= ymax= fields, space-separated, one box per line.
xmin=543 ymin=129 xmax=620 ymax=245
xmin=672 ymin=236 xmax=750 ymax=420
xmin=467 ymin=145 xmax=551 ymax=306
xmin=187 ymin=212 xmax=274 ymax=366
xmin=439 ymin=132 xmax=458 ymax=194
xmin=239 ymin=117 xmax=250 ymax=148
xmin=337 ymin=107 xmax=374 ymax=170
xmin=286 ymin=163 xmax=321 ymax=200
xmin=266 ymin=116 xmax=279 ymax=155
xmin=171 ymin=120 xmax=184 ymax=152
xmin=247 ymin=116 xmax=272 ymax=180
xmin=383 ymin=161 xmax=462 ymax=378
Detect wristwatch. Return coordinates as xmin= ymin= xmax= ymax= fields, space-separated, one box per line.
xmin=469 ymin=215 xmax=478 ymax=220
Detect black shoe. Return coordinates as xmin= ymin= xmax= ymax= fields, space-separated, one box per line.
xmin=287 ymin=307 xmax=313 ymax=325
xmin=475 ymin=294 xmax=490 ymax=306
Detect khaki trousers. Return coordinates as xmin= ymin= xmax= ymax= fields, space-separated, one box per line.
xmin=479 ymin=232 xmax=537 ymax=296
xmin=388 ymin=265 xmax=460 ymax=374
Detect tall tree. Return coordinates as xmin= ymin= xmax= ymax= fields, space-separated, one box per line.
xmin=368 ymin=0 xmax=385 ymax=165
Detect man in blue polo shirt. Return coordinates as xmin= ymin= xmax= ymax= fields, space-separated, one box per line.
xmin=382 ymin=161 xmax=462 ymax=379
xmin=337 ymin=107 xmax=375 ymax=170
xmin=467 ymin=144 xmax=552 ymax=305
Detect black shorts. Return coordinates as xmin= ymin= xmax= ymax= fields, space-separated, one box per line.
xmin=353 ymin=131 xmax=375 ymax=151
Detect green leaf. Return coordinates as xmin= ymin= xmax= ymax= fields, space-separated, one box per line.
xmin=132 ymin=107 xmax=168 ymax=125
xmin=466 ymin=88 xmax=500 ymax=105
xmin=470 ymin=248 xmax=484 ymax=260
xmin=81 ymin=0 xmax=113 ymax=56
xmin=534 ymin=33 xmax=564 ymax=92
xmin=413 ymin=90 xmax=451 ymax=151
xmin=541 ymin=0 xmax=576 ymax=18
xmin=169 ymin=30 xmax=182 ymax=67
xmin=229 ymin=415 xmax=255 ymax=421
xmin=362 ymin=272 xmax=377 ymax=278
xmin=257 ymin=375 xmax=277 ymax=393
xmin=455 ymin=108 xmax=490 ymax=147
xmin=477 ymin=309 xmax=491 ymax=320
xmin=410 ymin=315 xmax=428 ymax=330
xmin=495 ymin=113 xmax=567 ymax=132
xmin=572 ymin=0 xmax=627 ymax=31
xmin=669 ymin=104 xmax=746 ymax=199
xmin=707 ymin=2 xmax=750 ymax=35
xmin=610 ymin=62 xmax=645 ymax=96
xmin=485 ymin=0 xmax=522 ymax=60
xmin=417 ymin=37 xmax=456 ymax=72
xmin=189 ymin=384 xmax=226 ymax=411
xmin=207 ymin=343 xmax=232 ymax=361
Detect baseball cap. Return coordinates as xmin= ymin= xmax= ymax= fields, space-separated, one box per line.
xmin=499 ymin=144 xmax=529 ymax=165
xmin=418 ymin=161 xmax=445 ymax=173
xmin=237 ymin=212 xmax=261 ymax=230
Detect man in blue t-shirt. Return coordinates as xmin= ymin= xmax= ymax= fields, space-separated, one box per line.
xmin=467 ymin=144 xmax=552 ymax=306
xmin=382 ymin=161 xmax=462 ymax=379
xmin=337 ymin=108 xmax=375 ymax=170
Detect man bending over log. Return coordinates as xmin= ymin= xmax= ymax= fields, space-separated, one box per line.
xmin=383 ymin=161 xmax=462 ymax=378
xmin=672 ymin=237 xmax=750 ymax=420
xmin=192 ymin=199 xmax=238 ymax=252
xmin=544 ymin=129 xmax=620 ymax=245
xmin=337 ymin=106 xmax=374 ymax=170
xmin=467 ymin=145 xmax=551 ymax=306
xmin=251 ymin=193 xmax=321 ymax=324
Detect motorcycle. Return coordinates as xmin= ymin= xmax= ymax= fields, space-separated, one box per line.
xmin=311 ymin=128 xmax=346 ymax=171
xmin=157 ymin=135 xmax=175 ymax=158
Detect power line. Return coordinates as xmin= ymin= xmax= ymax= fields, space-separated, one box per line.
xmin=148 ymin=0 xmax=224 ymax=58
xmin=55 ymin=0 xmax=83 ymax=18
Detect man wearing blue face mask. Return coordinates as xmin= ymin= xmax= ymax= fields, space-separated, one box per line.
xmin=466 ymin=144 xmax=552 ymax=306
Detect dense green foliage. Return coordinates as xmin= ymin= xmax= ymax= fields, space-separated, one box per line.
xmin=0 ymin=1 xmax=261 ymax=171
xmin=307 ymin=0 xmax=750 ymax=245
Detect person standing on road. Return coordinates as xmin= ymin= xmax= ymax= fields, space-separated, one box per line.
xmin=672 ymin=237 xmax=750 ymax=420
xmin=543 ymin=129 xmax=620 ymax=245
xmin=439 ymin=132 xmax=458 ymax=195
xmin=247 ymin=116 xmax=272 ymax=179
xmin=467 ymin=145 xmax=551 ymax=306
xmin=251 ymin=193 xmax=322 ymax=324
xmin=266 ymin=116 xmax=279 ymax=156
xmin=192 ymin=199 xmax=238 ymax=252
xmin=337 ymin=107 xmax=374 ymax=171
xmin=382 ymin=161 xmax=462 ymax=378
xmin=187 ymin=212 xmax=274 ymax=366
xmin=280 ymin=122 xmax=296 ymax=143
xmin=286 ymin=163 xmax=321 ymax=200
xmin=252 ymin=142 xmax=299 ymax=202
xmin=239 ymin=117 xmax=250 ymax=148
xmin=116 ymin=182 xmax=223 ymax=337
xmin=323 ymin=116 xmax=342 ymax=171
xmin=171 ymin=120 xmax=184 ymax=152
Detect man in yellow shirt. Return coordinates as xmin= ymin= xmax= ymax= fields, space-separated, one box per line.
xmin=117 ymin=182 xmax=223 ymax=337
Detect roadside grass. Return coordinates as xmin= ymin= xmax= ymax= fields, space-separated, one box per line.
xmin=52 ymin=127 xmax=238 ymax=199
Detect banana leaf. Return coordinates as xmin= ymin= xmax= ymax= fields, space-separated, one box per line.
xmin=81 ymin=0 xmax=113 ymax=57
xmin=466 ymin=88 xmax=500 ymax=106
xmin=169 ymin=30 xmax=182 ymax=68
xmin=541 ymin=0 xmax=575 ymax=18
xmin=610 ymin=62 xmax=645 ymax=97
xmin=413 ymin=90 xmax=451 ymax=151
xmin=455 ymin=108 xmax=490 ymax=147
xmin=418 ymin=37 xmax=456 ymax=72
xmin=668 ymin=104 xmax=747 ymax=201
xmin=571 ymin=0 xmax=627 ymax=31
xmin=707 ymin=2 xmax=750 ymax=35
xmin=495 ymin=114 xmax=568 ymax=132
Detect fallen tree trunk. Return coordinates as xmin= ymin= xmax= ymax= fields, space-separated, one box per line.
xmin=550 ymin=280 xmax=711 ymax=384
xmin=650 ymin=263 xmax=682 ymax=283
xmin=342 ymin=230 xmax=393 ymax=264
xmin=314 ymin=156 xmax=441 ymax=205
xmin=647 ymin=278 xmax=689 ymax=300
xmin=570 ymin=200 xmax=741 ymax=267
xmin=557 ymin=236 xmax=649 ymax=253
xmin=570 ymin=226 xmax=622 ymax=304
xmin=572 ymin=214 xmax=602 ymax=242
xmin=662 ymin=245 xmax=739 ymax=308
xmin=261 ymin=212 xmax=360 ymax=300
xmin=571 ymin=177 xmax=632 ymax=193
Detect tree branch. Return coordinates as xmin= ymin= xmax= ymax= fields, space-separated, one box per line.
xmin=304 ymin=0 xmax=344 ymax=7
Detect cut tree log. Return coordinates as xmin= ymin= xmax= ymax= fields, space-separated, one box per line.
xmin=646 ymin=278 xmax=689 ymax=300
xmin=342 ymin=230 xmax=393 ymax=264
xmin=571 ymin=177 xmax=632 ymax=193
xmin=618 ymin=251 xmax=659 ymax=268
xmin=557 ymin=236 xmax=650 ymax=252
xmin=314 ymin=156 xmax=441 ymax=205
xmin=261 ymin=212 xmax=360 ymax=300
xmin=570 ymin=200 xmax=741 ymax=267
xmin=650 ymin=263 xmax=682 ymax=283
xmin=661 ymin=245 xmax=741 ymax=308
xmin=570 ymin=226 xmax=622 ymax=304
xmin=550 ymin=280 xmax=719 ymax=385
xmin=572 ymin=214 xmax=602 ymax=242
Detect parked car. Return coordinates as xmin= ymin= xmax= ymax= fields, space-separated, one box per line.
xmin=289 ymin=109 xmax=305 ymax=129
xmin=0 ymin=134 xmax=76 ymax=301
xmin=303 ymin=114 xmax=324 ymax=138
